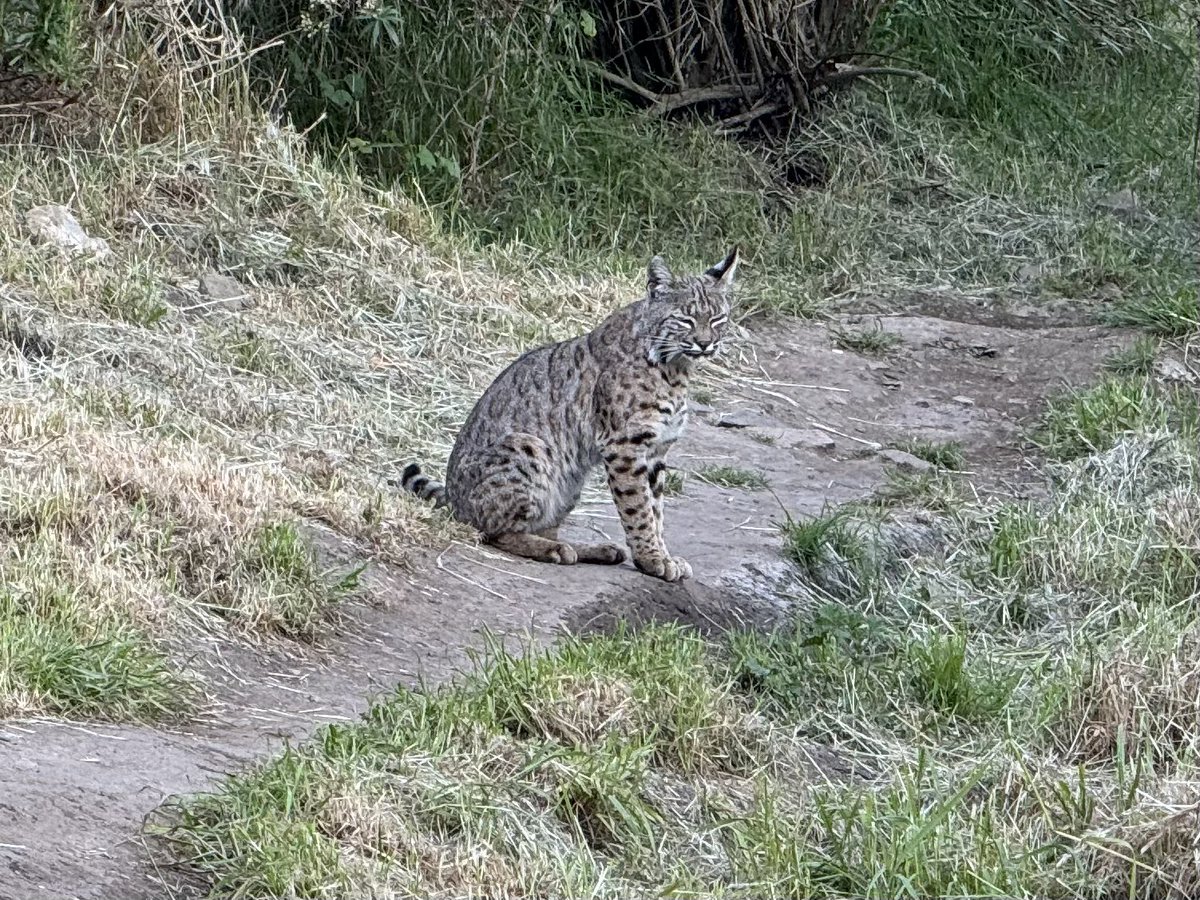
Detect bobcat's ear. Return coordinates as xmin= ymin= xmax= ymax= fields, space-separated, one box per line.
xmin=647 ymin=255 xmax=674 ymax=295
xmin=705 ymin=246 xmax=739 ymax=291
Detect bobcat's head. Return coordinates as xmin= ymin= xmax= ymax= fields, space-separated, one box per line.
xmin=644 ymin=247 xmax=739 ymax=366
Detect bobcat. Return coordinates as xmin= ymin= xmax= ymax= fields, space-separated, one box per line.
xmin=401 ymin=247 xmax=738 ymax=582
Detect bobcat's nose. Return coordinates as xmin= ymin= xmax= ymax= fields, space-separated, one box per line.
xmin=694 ymin=340 xmax=716 ymax=355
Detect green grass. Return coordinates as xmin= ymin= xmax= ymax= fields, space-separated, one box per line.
xmin=780 ymin=510 xmax=884 ymax=599
xmin=696 ymin=465 xmax=768 ymax=491
xmin=662 ymin=470 xmax=686 ymax=497
xmin=0 ymin=584 xmax=188 ymax=720
xmin=891 ymin=439 xmax=965 ymax=470
xmin=1035 ymin=374 xmax=1199 ymax=460
xmin=782 ymin=511 xmax=864 ymax=571
xmin=871 ymin=468 xmax=958 ymax=511
xmin=1102 ymin=336 xmax=1158 ymax=376
xmin=908 ymin=632 xmax=1017 ymax=721
xmin=1104 ymin=285 xmax=1199 ymax=337
xmin=229 ymin=522 xmax=362 ymax=640
xmin=96 ymin=262 xmax=172 ymax=327
xmin=160 ymin=628 xmax=772 ymax=897
xmin=873 ymin=0 xmax=1193 ymax=209
xmin=161 ymin=625 xmax=1047 ymax=898
xmin=227 ymin=0 xmax=775 ymax=268
xmin=830 ymin=323 xmax=902 ymax=356
xmin=977 ymin=439 xmax=1199 ymax=607
xmin=163 ymin=423 xmax=1200 ymax=895
xmin=0 ymin=0 xmax=89 ymax=83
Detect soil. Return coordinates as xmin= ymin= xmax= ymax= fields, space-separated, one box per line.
xmin=0 ymin=302 xmax=1134 ymax=900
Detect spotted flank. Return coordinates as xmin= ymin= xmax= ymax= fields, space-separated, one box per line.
xmin=400 ymin=462 xmax=447 ymax=507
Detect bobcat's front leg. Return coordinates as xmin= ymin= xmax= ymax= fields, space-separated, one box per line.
xmin=601 ymin=433 xmax=691 ymax=582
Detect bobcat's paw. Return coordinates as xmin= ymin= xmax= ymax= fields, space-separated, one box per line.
xmin=576 ymin=542 xmax=628 ymax=565
xmin=667 ymin=556 xmax=693 ymax=582
xmin=634 ymin=554 xmax=692 ymax=582
xmin=548 ymin=542 xmax=579 ymax=565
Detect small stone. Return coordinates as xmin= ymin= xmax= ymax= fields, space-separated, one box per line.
xmin=715 ymin=408 xmax=778 ymax=429
xmin=914 ymin=399 xmax=932 ymax=408
xmin=1015 ymin=262 xmax=1043 ymax=283
xmin=878 ymin=448 xmax=932 ymax=474
xmin=165 ymin=280 xmax=247 ymax=316
xmin=1154 ymin=357 xmax=1198 ymax=385
xmin=952 ymin=395 xmax=975 ymax=407
xmin=25 ymin=204 xmax=112 ymax=260
xmin=1096 ymin=188 xmax=1141 ymax=221
xmin=1096 ymin=282 xmax=1123 ymax=302
xmin=689 ymin=399 xmax=715 ymax=415
xmin=197 ymin=273 xmax=252 ymax=310
xmin=779 ymin=428 xmax=836 ymax=452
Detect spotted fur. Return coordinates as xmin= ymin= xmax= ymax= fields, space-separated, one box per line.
xmin=401 ymin=247 xmax=739 ymax=581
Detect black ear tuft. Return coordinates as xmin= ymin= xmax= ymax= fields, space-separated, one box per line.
xmin=704 ymin=246 xmax=739 ymax=289
xmin=647 ymin=255 xmax=674 ymax=294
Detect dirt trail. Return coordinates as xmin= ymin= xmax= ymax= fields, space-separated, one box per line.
xmin=0 ymin=304 xmax=1129 ymax=900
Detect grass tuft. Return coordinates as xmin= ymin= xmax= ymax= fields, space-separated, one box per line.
xmin=1102 ymin=335 xmax=1158 ymax=375
xmin=1104 ymin=285 xmax=1199 ymax=337
xmin=1035 ymin=375 xmax=1199 ymax=460
xmin=830 ymin=322 xmax=902 ymax=356
xmin=695 ymin=466 xmax=768 ymax=491
xmin=0 ymin=578 xmax=188 ymax=720
xmin=891 ymin=439 xmax=965 ymax=470
xmin=662 ymin=470 xmax=686 ymax=497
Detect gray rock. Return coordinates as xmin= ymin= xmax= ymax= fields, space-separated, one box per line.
xmin=1155 ymin=357 xmax=1198 ymax=385
xmin=878 ymin=448 xmax=932 ymax=473
xmin=197 ymin=273 xmax=251 ymax=310
xmin=952 ymin=395 xmax=975 ymax=407
xmin=1015 ymin=262 xmax=1043 ymax=283
xmin=25 ymin=204 xmax=112 ymax=260
xmin=689 ymin=399 xmax=715 ymax=415
xmin=779 ymin=428 xmax=837 ymax=452
xmin=1096 ymin=188 xmax=1141 ymax=221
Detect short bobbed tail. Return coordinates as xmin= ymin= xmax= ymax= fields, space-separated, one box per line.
xmin=399 ymin=462 xmax=447 ymax=508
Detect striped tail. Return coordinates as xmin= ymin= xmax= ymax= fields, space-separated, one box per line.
xmin=399 ymin=462 xmax=447 ymax=508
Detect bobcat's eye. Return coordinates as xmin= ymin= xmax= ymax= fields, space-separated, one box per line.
xmin=667 ymin=315 xmax=694 ymax=332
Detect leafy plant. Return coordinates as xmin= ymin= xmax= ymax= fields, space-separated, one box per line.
xmin=0 ymin=0 xmax=88 ymax=81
